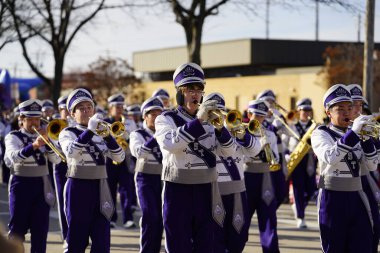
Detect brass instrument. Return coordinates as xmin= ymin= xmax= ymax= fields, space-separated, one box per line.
xmin=269 ymin=109 xmax=301 ymax=141
xmin=46 ymin=119 xmax=68 ymax=140
xmin=286 ymin=119 xmax=318 ymax=180
xmin=96 ymin=121 xmax=125 ymax=138
xmin=32 ymin=126 xmax=66 ymax=163
xmin=355 ymin=118 xmax=380 ymax=139
xmin=255 ymin=124 xmax=281 ymax=171
xmin=273 ymin=102 xmax=289 ymax=114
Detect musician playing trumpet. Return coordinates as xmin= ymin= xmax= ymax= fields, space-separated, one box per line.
xmin=348 ymin=84 xmax=380 ymax=253
xmin=311 ymin=84 xmax=378 ymax=253
xmin=59 ymin=88 xmax=125 ymax=252
xmin=155 ymin=63 xmax=236 ymax=252
xmin=4 ymin=99 xmax=59 ymax=252
xmin=205 ymin=93 xmax=261 ymax=253
xmin=244 ymin=99 xmax=280 ymax=253
xmin=286 ymin=98 xmax=317 ymax=229
xmin=104 ymin=93 xmax=137 ymax=229
xmin=256 ymin=90 xmax=287 ymax=209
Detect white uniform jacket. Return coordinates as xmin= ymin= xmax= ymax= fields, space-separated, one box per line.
xmin=5 ymin=128 xmax=61 ymax=171
xmin=59 ymin=125 xmax=124 ymax=173
xmin=243 ymin=128 xmax=279 ymax=166
xmin=130 ymin=123 xmax=162 ymax=175
xmin=217 ymin=133 xmax=261 ymax=183
xmin=311 ymin=125 xmax=378 ymax=179
xmin=155 ymin=107 xmax=236 ymax=184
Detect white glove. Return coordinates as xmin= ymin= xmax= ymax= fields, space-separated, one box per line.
xmin=260 ymin=137 xmax=269 ymax=148
xmin=285 ymin=154 xmax=291 ymax=163
xmin=88 ymin=113 xmax=103 ymax=133
xmin=351 ymin=115 xmax=373 ymax=134
xmin=196 ymin=100 xmax=218 ymax=122
xmin=271 ymin=109 xmax=281 ymax=117
xmin=231 ymin=125 xmax=246 ymax=140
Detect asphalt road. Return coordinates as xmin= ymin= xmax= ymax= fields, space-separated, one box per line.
xmin=0 ymin=181 xmax=331 ymax=253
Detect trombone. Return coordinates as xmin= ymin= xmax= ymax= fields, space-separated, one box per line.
xmin=46 ymin=119 xmax=68 ymax=140
xmin=32 ymin=126 xmax=66 ymax=163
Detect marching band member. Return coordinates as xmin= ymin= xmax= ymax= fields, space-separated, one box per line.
xmin=155 ymin=63 xmax=236 ymax=252
xmin=152 ymin=88 xmax=172 ymax=110
xmin=311 ymin=84 xmax=378 ymax=253
xmin=348 ymin=84 xmax=380 ymax=253
xmin=53 ymin=95 xmax=69 ymax=242
xmin=41 ymin=99 xmax=55 ymax=122
xmin=257 ymin=90 xmax=287 ymax=208
xmin=4 ymin=99 xmax=59 ymax=253
xmin=209 ymin=93 xmax=261 ymax=253
xmin=244 ymin=99 xmax=280 ymax=253
xmin=126 ymin=104 xmax=143 ymax=129
xmin=129 ymin=96 xmax=164 ymax=253
xmin=287 ymin=98 xmax=317 ymax=228
xmin=104 ymin=93 xmax=137 ymax=229
xmin=59 ymin=88 xmax=125 ymax=252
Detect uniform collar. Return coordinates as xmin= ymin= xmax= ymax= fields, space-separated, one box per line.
xmin=20 ymin=128 xmax=38 ymax=137
xmin=177 ymin=106 xmax=196 ymax=120
xmin=143 ymin=121 xmax=154 ymax=135
xmin=329 ymin=124 xmax=347 ymax=136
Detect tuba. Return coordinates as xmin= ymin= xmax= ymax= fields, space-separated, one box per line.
xmin=286 ymin=119 xmax=318 ymax=180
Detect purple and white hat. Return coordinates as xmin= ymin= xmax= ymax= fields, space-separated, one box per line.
xmin=141 ymin=97 xmax=164 ymax=117
xmin=257 ymin=89 xmax=276 ymax=102
xmin=126 ymin=104 xmax=142 ymax=116
xmin=347 ymin=84 xmax=363 ymax=101
xmin=173 ymin=63 xmax=205 ymax=88
xmin=107 ymin=93 xmax=125 ymax=106
xmin=41 ymin=99 xmax=54 ymax=112
xmin=296 ymin=98 xmax=312 ymax=111
xmin=247 ymin=100 xmax=269 ymax=116
xmin=19 ymin=99 xmax=43 ymax=117
xmin=13 ymin=106 xmax=20 ymax=117
xmin=66 ymin=88 xmax=94 ymax=112
xmin=96 ymin=105 xmax=107 ymax=116
xmin=58 ymin=95 xmax=68 ymax=110
xmin=323 ymin=84 xmax=352 ymax=109
xmin=152 ymin=88 xmax=170 ymax=100
xmin=203 ymin=92 xmax=226 ymax=110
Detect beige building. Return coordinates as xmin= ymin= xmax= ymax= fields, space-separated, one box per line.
xmin=139 ymin=67 xmax=327 ymax=123
xmin=133 ymin=38 xmax=351 ymax=123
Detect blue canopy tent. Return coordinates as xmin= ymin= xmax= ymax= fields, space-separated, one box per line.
xmin=11 ymin=77 xmax=44 ymax=101
xmin=0 ymin=68 xmax=44 ymax=110
xmin=0 ymin=69 xmax=12 ymax=110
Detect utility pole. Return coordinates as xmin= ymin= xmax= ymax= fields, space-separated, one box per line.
xmin=315 ymin=0 xmax=319 ymax=41
xmin=266 ymin=0 xmax=270 ymax=39
xmin=363 ymin=0 xmax=375 ymax=110
xmin=357 ymin=14 xmax=361 ymax=42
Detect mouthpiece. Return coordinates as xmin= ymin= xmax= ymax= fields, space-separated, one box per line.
xmin=344 ymin=118 xmax=350 ymax=122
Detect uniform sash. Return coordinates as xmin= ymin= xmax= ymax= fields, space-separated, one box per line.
xmin=135 ymin=129 xmax=162 ymax=164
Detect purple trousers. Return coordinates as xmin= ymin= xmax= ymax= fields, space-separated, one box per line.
xmin=163 ymin=182 xmax=214 ymax=253
xmin=244 ymin=172 xmax=280 ymax=253
xmin=318 ymin=189 xmax=372 ymax=253
xmin=135 ymin=172 xmax=163 ymax=253
xmin=8 ymin=175 xmax=50 ymax=253
xmin=213 ymin=191 xmax=249 ymax=253
xmin=54 ymin=162 xmax=68 ymax=240
xmin=361 ymin=176 xmax=380 ymax=253
xmin=106 ymin=159 xmax=134 ymax=223
xmin=271 ymin=168 xmax=286 ymax=209
xmin=291 ymin=157 xmax=317 ymax=219
xmin=64 ymin=178 xmax=110 ymax=253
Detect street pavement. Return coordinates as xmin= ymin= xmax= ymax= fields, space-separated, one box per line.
xmin=0 ymin=181 xmax=328 ymax=253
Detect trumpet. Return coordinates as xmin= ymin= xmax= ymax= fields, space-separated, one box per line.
xmin=351 ymin=118 xmax=380 ymax=139
xmin=32 ymin=126 xmax=66 ymax=163
xmin=208 ymin=109 xmax=241 ymax=129
xmin=96 ymin=121 xmax=125 ymax=138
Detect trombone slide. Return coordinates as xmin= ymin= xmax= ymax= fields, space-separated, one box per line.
xmin=32 ymin=127 xmax=66 ymax=163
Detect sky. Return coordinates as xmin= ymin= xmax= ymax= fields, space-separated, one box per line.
xmin=0 ymin=1 xmax=379 ymax=78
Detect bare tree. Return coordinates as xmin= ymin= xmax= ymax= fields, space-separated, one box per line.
xmin=4 ymin=0 xmax=135 ymax=104
xmin=0 ymin=0 xmax=17 ymax=50
xmin=153 ymin=0 xmax=360 ymax=66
